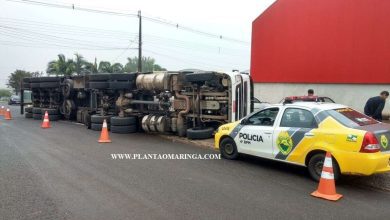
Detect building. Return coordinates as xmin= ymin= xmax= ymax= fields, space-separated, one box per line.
xmin=251 ymin=0 xmax=390 ymax=116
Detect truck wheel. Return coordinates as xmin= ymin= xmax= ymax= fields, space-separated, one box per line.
xmin=89 ymin=82 xmax=109 ymax=89
xmin=33 ymin=113 xmax=42 ymax=120
xmin=83 ymin=112 xmax=91 ymax=129
xmin=91 ymin=115 xmax=112 ymax=124
xmin=91 ymin=123 xmax=110 ymax=131
xmin=25 ymin=112 xmax=33 ymax=118
xmin=308 ymin=153 xmax=341 ymax=182
xmin=186 ymin=127 xmax=214 ymax=139
xmin=111 ymin=125 xmax=137 ymax=134
xmin=25 ymin=107 xmax=33 ymax=113
xmin=220 ymin=138 xmax=238 ymax=160
xmin=109 ymin=81 xmax=134 ymax=90
xmin=32 ymin=107 xmax=42 ymax=114
xmin=110 ymin=116 xmax=137 ymax=126
xmin=110 ymin=73 xmax=137 ymax=81
xmin=89 ymin=74 xmax=110 ymax=81
xmin=91 ymin=123 xmax=102 ymax=131
xmin=62 ymin=79 xmax=74 ymax=98
xmin=47 ymin=114 xmax=60 ymax=121
xmin=40 ymin=82 xmax=60 ymax=88
xmin=41 ymin=108 xmax=59 ymax=115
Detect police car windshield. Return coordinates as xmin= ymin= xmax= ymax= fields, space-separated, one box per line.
xmin=327 ymin=108 xmax=378 ymax=127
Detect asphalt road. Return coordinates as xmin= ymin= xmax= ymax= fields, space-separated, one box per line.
xmin=1 ymin=105 xmax=389 ymax=220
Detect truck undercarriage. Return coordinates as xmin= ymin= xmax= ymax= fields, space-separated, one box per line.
xmin=21 ymin=71 xmax=252 ymax=139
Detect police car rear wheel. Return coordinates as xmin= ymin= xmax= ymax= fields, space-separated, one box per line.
xmin=308 ymin=153 xmax=340 ymax=182
xmin=220 ymin=138 xmax=238 ymax=160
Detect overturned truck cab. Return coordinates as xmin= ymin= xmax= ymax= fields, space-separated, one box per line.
xmin=21 ymin=71 xmax=252 ymax=139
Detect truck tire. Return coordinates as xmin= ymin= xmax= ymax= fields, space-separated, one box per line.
xmin=91 ymin=115 xmax=111 ymax=124
xmin=39 ymin=77 xmax=61 ymax=82
xmin=62 ymin=79 xmax=74 ymax=98
xmin=89 ymin=74 xmax=110 ymax=81
xmin=41 ymin=108 xmax=59 ymax=115
xmin=110 ymin=73 xmax=137 ymax=81
xmin=30 ymin=83 xmax=40 ymax=88
xmin=91 ymin=123 xmax=110 ymax=131
xmin=32 ymin=107 xmax=42 ymax=114
xmin=219 ymin=138 xmax=238 ymax=160
xmin=89 ymin=82 xmax=109 ymax=89
xmin=33 ymin=113 xmax=42 ymax=120
xmin=76 ymin=110 xmax=83 ymax=123
xmin=91 ymin=123 xmax=101 ymax=131
xmin=25 ymin=107 xmax=33 ymax=113
xmin=109 ymin=81 xmax=134 ymax=90
xmin=186 ymin=127 xmax=214 ymax=139
xmin=185 ymin=72 xmax=218 ymax=83
xmin=83 ymin=112 xmax=91 ymax=129
xmin=47 ymin=114 xmax=60 ymax=121
xmin=40 ymin=82 xmax=60 ymax=88
xmin=25 ymin=112 xmax=33 ymax=118
xmin=111 ymin=125 xmax=137 ymax=134
xmin=111 ymin=116 xmax=137 ymax=126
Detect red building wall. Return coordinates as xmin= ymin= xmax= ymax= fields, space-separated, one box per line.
xmin=250 ymin=0 xmax=390 ymax=84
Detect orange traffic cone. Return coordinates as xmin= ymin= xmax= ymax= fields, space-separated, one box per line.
xmin=311 ymin=152 xmax=343 ymax=201
xmin=4 ymin=108 xmax=12 ymax=120
xmin=41 ymin=111 xmax=51 ymax=128
xmin=0 ymin=106 xmax=4 ymax=116
xmin=98 ymin=119 xmax=111 ymax=143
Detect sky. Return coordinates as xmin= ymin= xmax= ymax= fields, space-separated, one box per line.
xmin=0 ymin=0 xmax=276 ymax=88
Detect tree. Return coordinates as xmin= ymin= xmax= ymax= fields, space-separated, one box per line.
xmin=47 ymin=54 xmax=75 ymax=76
xmin=7 ymin=70 xmax=41 ymax=94
xmin=84 ymin=58 xmax=98 ymax=74
xmin=0 ymin=89 xmax=12 ymax=98
xmin=98 ymin=61 xmax=124 ymax=73
xmin=124 ymin=56 xmax=166 ymax=72
xmin=73 ymin=53 xmax=88 ymax=75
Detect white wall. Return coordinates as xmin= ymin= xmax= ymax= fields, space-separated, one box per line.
xmin=253 ymin=83 xmax=390 ymax=114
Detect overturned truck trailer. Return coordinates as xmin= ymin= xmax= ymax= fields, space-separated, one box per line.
xmin=21 ymin=71 xmax=253 ymax=139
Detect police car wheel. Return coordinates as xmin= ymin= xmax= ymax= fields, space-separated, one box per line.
xmin=308 ymin=153 xmax=340 ymax=182
xmin=220 ymin=138 xmax=238 ymax=160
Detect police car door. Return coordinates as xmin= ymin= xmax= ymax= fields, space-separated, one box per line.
xmin=236 ymin=107 xmax=280 ymax=158
xmin=273 ymin=107 xmax=318 ymax=160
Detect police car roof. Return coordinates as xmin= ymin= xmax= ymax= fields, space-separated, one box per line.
xmin=270 ymin=102 xmax=348 ymax=111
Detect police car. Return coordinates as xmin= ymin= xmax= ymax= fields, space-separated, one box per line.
xmin=215 ymin=102 xmax=390 ymax=181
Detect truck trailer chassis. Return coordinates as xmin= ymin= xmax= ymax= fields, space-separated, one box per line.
xmin=21 ymin=71 xmax=253 ymax=139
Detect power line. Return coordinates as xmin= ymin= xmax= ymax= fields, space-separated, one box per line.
xmin=0 ymin=25 xmax=138 ymax=49
xmin=5 ymin=0 xmax=249 ymax=44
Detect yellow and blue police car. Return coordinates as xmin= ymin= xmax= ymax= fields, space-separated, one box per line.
xmin=215 ymin=102 xmax=390 ymax=181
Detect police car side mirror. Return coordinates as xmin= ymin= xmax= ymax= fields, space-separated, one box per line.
xmin=241 ymin=119 xmax=248 ymax=125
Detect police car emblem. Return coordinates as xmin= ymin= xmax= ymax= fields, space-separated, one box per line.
xmin=277 ymin=131 xmax=293 ymax=155
xmin=380 ymin=135 xmax=388 ymax=149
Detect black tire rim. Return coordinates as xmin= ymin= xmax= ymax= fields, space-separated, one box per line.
xmin=224 ymin=143 xmax=234 ymax=155
xmin=314 ymin=160 xmax=324 ymax=177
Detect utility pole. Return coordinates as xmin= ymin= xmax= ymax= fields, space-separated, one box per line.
xmin=138 ymin=10 xmax=142 ymax=72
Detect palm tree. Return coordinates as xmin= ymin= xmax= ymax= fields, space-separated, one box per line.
xmin=98 ymin=61 xmax=124 ymax=73
xmin=73 ymin=53 xmax=87 ymax=75
xmin=84 ymin=58 xmax=98 ymax=74
xmin=124 ymin=56 xmax=166 ymax=72
xmin=47 ymin=54 xmax=75 ymax=76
